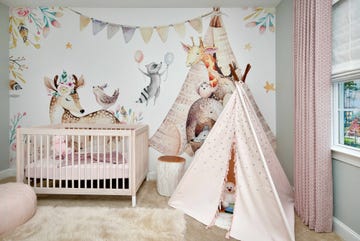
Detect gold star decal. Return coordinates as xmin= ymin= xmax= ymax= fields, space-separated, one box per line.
xmin=264 ymin=81 xmax=275 ymax=93
xmin=244 ymin=43 xmax=252 ymax=51
xmin=65 ymin=42 xmax=72 ymax=49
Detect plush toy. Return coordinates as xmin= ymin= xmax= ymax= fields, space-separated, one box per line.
xmin=197 ymin=81 xmax=217 ymax=98
xmin=53 ymin=135 xmax=71 ymax=158
xmin=221 ymin=181 xmax=236 ymax=208
xmin=192 ymin=126 xmax=210 ymax=143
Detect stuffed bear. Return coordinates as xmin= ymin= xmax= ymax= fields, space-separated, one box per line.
xmin=221 ymin=181 xmax=236 ymax=208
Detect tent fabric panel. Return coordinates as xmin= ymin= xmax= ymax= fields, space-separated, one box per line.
xmin=168 ymin=93 xmax=238 ymax=224
xmin=227 ymin=86 xmax=294 ymax=240
xmin=237 ymin=84 xmax=295 ymax=238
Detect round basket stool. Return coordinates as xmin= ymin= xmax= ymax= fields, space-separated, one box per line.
xmin=0 ymin=183 xmax=37 ymax=234
xmin=157 ymin=156 xmax=185 ymax=197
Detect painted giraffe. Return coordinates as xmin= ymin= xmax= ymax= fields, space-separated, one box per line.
xmin=182 ymin=37 xmax=220 ymax=88
xmin=44 ymin=74 xmax=121 ymax=124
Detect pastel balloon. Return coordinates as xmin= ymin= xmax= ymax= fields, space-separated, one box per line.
xmin=134 ymin=50 xmax=144 ymax=63
xmin=164 ymin=52 xmax=174 ymax=65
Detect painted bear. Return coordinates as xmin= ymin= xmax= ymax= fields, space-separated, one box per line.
xmin=186 ymin=98 xmax=223 ymax=153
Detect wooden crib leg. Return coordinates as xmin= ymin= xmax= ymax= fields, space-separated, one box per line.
xmin=132 ymin=196 xmax=136 ymax=207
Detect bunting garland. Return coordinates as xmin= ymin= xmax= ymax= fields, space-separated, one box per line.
xmin=107 ymin=23 xmax=120 ymax=39
xmin=140 ymin=27 xmax=153 ymax=43
xmin=122 ymin=26 xmax=137 ymax=43
xmin=156 ymin=26 xmax=169 ymax=43
xmin=173 ymin=23 xmax=186 ymax=38
xmin=92 ymin=19 xmax=107 ymax=35
xmin=68 ymin=8 xmax=217 ymax=44
xmin=79 ymin=15 xmax=90 ymax=31
xmin=189 ymin=17 xmax=203 ymax=33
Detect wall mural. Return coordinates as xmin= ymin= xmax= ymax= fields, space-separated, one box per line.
xmin=181 ymin=37 xmax=241 ymax=154
xmin=93 ymin=83 xmax=119 ymax=110
xmin=9 ymin=7 xmax=64 ymax=49
xmin=149 ymin=9 xmax=276 ymax=156
xmin=135 ymin=51 xmax=174 ymax=105
xmin=244 ymin=7 xmax=275 ymax=33
xmin=9 ymin=112 xmax=27 ymax=164
xmin=8 ymin=8 xmax=276 ymax=167
xmin=71 ymin=8 xmax=213 ymax=43
xmin=44 ymin=71 xmax=122 ymax=124
xmin=9 ymin=56 xmax=27 ymax=98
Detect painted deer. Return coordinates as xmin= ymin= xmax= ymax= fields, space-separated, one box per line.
xmin=44 ymin=74 xmax=121 ymax=124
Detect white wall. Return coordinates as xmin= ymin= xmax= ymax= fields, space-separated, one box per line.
xmin=0 ymin=3 xmax=9 ymax=172
xmin=276 ymin=0 xmax=294 ymax=184
xmin=333 ymin=159 xmax=360 ymax=237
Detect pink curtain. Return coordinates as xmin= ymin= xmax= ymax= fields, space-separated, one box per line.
xmin=293 ymin=0 xmax=333 ymax=232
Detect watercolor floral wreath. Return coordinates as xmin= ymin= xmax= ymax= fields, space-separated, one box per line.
xmin=9 ymin=7 xmax=64 ymax=49
xmin=47 ymin=70 xmax=76 ymax=97
xmin=244 ymin=7 xmax=275 ymax=33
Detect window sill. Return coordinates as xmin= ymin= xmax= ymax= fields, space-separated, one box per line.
xmin=331 ymin=145 xmax=360 ymax=168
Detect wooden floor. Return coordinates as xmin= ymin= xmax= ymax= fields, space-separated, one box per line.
xmin=0 ymin=176 xmax=343 ymax=241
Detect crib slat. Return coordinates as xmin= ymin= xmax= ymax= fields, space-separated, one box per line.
xmin=122 ymin=136 xmax=125 ymax=190
xmin=84 ymin=136 xmax=87 ymax=189
xmin=90 ymin=135 xmax=93 ymax=190
xmin=46 ymin=135 xmax=49 ymax=188
xmin=116 ymin=136 xmax=119 ymax=190
xmin=27 ymin=135 xmax=30 ymax=186
xmin=34 ymin=135 xmax=37 ymax=186
xmin=40 ymin=135 xmax=43 ymax=188
xmin=103 ymin=135 xmax=106 ymax=189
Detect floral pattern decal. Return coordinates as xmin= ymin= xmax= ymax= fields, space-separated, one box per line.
xmin=9 ymin=112 xmax=26 ymax=151
xmin=9 ymin=7 xmax=64 ymax=49
xmin=113 ymin=105 xmax=143 ymax=124
xmin=244 ymin=7 xmax=275 ymax=34
xmin=9 ymin=56 xmax=28 ymax=84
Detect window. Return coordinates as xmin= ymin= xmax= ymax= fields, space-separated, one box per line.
xmin=334 ymin=80 xmax=360 ymax=149
xmin=332 ymin=0 xmax=360 ymax=154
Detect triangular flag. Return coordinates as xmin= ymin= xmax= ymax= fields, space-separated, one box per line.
xmin=156 ymin=26 xmax=169 ymax=43
xmin=80 ymin=15 xmax=90 ymax=31
xmin=173 ymin=23 xmax=186 ymax=38
xmin=107 ymin=23 xmax=120 ymax=39
xmin=122 ymin=26 xmax=136 ymax=43
xmin=140 ymin=27 xmax=153 ymax=44
xmin=92 ymin=19 xmax=107 ymax=35
xmin=189 ymin=17 xmax=203 ymax=34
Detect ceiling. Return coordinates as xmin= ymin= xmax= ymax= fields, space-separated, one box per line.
xmin=0 ymin=0 xmax=282 ymax=8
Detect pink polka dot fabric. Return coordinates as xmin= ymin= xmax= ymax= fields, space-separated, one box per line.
xmin=294 ymin=0 xmax=333 ymax=232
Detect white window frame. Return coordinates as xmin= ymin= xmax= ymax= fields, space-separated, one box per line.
xmin=331 ymin=0 xmax=360 ymax=167
xmin=332 ymin=76 xmax=360 ymax=168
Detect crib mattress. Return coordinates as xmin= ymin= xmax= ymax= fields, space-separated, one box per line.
xmin=24 ymin=159 xmax=129 ymax=180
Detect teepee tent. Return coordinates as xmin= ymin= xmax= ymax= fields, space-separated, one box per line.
xmin=168 ymin=82 xmax=294 ymax=241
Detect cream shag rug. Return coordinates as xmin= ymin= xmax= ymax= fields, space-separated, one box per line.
xmin=0 ymin=206 xmax=185 ymax=241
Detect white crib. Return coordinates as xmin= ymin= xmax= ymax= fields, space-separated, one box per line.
xmin=16 ymin=123 xmax=149 ymax=207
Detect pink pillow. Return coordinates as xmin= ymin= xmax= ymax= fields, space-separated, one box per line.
xmin=0 ymin=183 xmax=37 ymax=234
